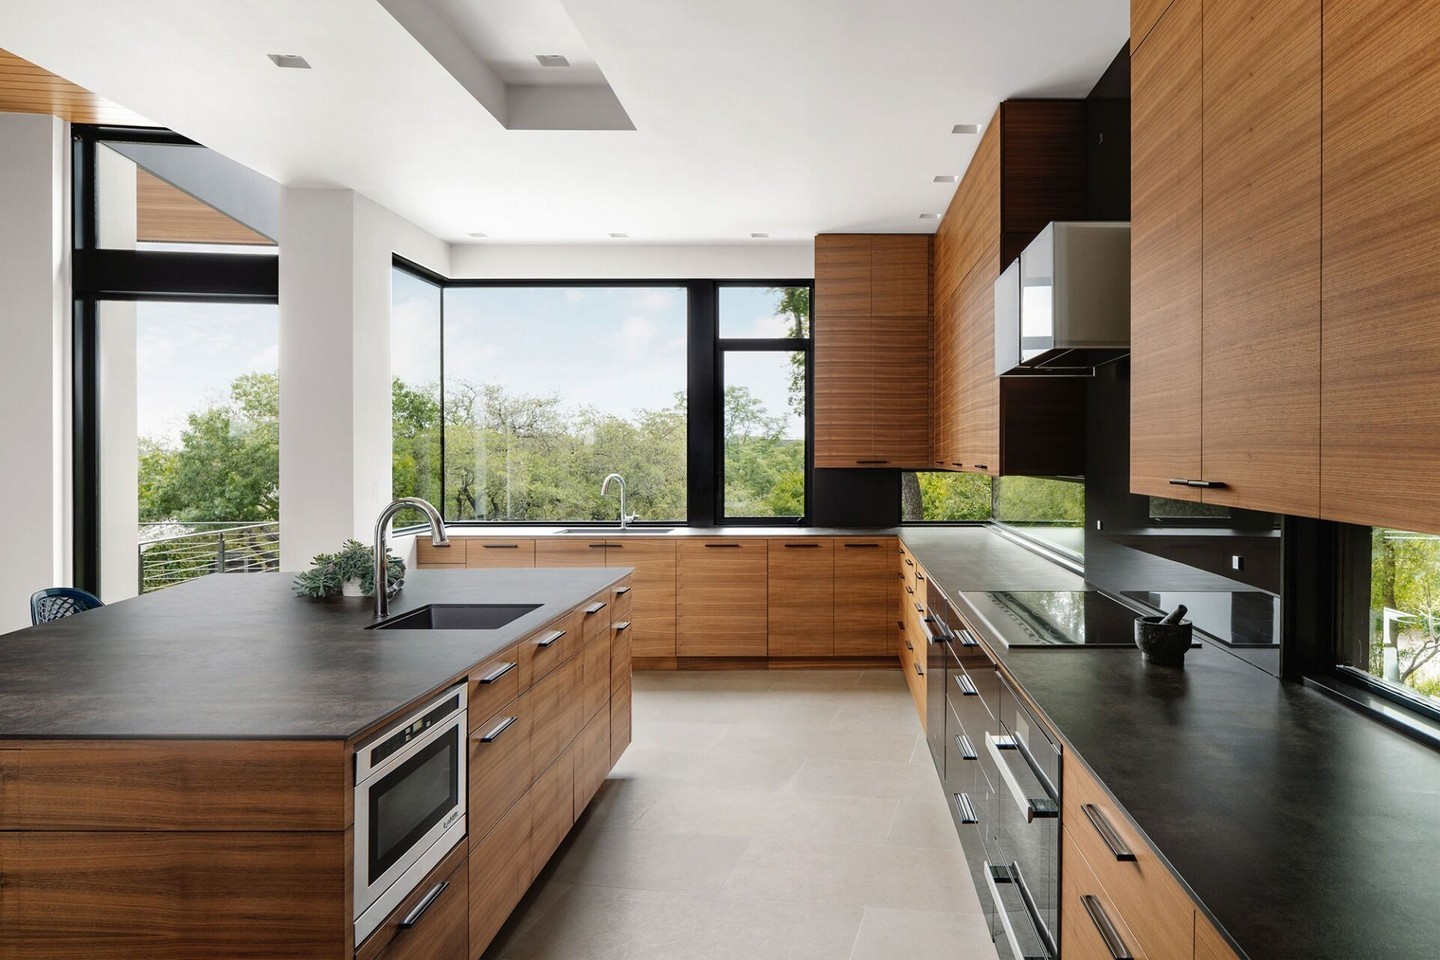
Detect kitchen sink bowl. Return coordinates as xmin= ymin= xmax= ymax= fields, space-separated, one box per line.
xmin=370 ymin=603 xmax=540 ymax=631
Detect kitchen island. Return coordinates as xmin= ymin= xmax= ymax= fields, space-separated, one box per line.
xmin=0 ymin=567 xmax=634 ymax=959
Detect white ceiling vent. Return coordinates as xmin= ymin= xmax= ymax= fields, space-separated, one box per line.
xmin=535 ymin=54 xmax=570 ymax=67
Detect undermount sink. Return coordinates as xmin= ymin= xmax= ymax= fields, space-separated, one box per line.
xmin=557 ymin=527 xmax=675 ymax=535
xmin=370 ymin=603 xmax=540 ymax=631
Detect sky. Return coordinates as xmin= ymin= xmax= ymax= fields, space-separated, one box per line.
xmin=391 ymin=273 xmax=805 ymax=438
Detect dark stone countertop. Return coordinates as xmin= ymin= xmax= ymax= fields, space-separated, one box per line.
xmin=425 ymin=525 xmax=903 ymax=538
xmin=0 ymin=568 xmax=626 ymax=741
xmin=902 ymin=526 xmax=1440 ymax=960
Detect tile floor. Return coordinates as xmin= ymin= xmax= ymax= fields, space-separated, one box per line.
xmin=484 ymin=668 xmax=1001 ymax=960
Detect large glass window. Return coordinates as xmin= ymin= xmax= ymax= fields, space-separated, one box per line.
xmin=390 ymin=267 xmax=444 ymax=528
xmin=901 ymin=472 xmax=993 ymax=522
xmin=441 ymin=285 xmax=688 ymax=522
xmin=718 ymin=285 xmax=810 ymax=521
xmin=1346 ymin=527 xmax=1440 ymax=706
xmin=992 ymin=475 xmax=1086 ymax=557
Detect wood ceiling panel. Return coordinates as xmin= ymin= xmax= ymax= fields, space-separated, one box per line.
xmin=0 ymin=48 xmax=151 ymax=125
xmin=136 ymin=168 xmax=272 ymax=245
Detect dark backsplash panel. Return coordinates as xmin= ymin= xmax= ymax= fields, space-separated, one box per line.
xmin=812 ymin=468 xmax=901 ymax=528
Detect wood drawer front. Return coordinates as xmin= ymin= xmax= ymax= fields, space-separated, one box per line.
xmin=1063 ymin=754 xmax=1195 ymax=960
xmin=572 ymin=708 xmax=611 ymax=814
xmin=529 ymin=747 xmax=575 ymax=881
xmin=468 ymin=701 xmax=533 ymax=845
xmin=578 ymin=627 xmax=611 ymax=726
xmin=767 ymin=539 xmax=835 ymax=657
xmin=610 ymin=682 xmax=633 ymax=767
xmin=611 ymin=617 xmax=633 ymax=698
xmin=528 ymin=657 xmax=582 ymax=777
xmin=534 ymin=539 xmax=608 ymax=567
xmin=602 ymin=541 xmax=673 ymax=659
xmin=519 ymin=608 xmax=579 ymax=691
xmin=416 ymin=539 xmax=463 ymax=567
xmin=360 ymin=842 xmax=468 ymax=960
xmin=464 ymin=539 xmax=535 ymax=568
xmin=610 ymin=580 xmax=634 ymax=623
xmin=1061 ymin=827 xmax=1150 ymax=960
xmin=1195 ymin=911 xmax=1241 ymax=960
xmin=467 ymin=644 xmax=521 ymax=728
xmin=468 ymin=796 xmax=531 ymax=956
xmin=0 ymin=741 xmax=344 ymax=832
xmin=581 ymin=592 xmax=612 ymax=645
xmin=0 ymin=830 xmax=345 ymax=959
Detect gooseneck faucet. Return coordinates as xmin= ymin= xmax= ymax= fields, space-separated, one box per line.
xmin=374 ymin=497 xmax=449 ymax=619
xmin=601 ymin=473 xmax=633 ymax=530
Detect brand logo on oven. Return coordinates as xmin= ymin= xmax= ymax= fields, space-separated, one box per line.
xmin=443 ymin=809 xmax=462 ymax=830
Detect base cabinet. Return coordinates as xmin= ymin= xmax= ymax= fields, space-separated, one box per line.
xmin=363 ymin=844 xmax=469 ymax=960
xmin=677 ymin=540 xmax=769 ymax=656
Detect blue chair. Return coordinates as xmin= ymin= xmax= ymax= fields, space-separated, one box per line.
xmin=30 ymin=588 xmax=105 ymax=626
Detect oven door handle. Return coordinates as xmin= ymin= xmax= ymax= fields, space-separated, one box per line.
xmin=985 ymin=734 xmax=1059 ymax=822
xmin=983 ymin=861 xmax=1057 ymax=960
xmin=398 ymin=880 xmax=449 ymax=929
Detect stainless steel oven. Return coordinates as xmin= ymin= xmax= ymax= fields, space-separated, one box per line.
xmin=354 ymin=685 xmax=468 ymax=945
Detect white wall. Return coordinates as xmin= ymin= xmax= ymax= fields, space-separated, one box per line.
xmin=0 ymin=113 xmax=69 ymax=634
xmin=449 ymin=241 xmax=814 ymax=280
xmin=278 ymin=188 xmax=449 ymax=569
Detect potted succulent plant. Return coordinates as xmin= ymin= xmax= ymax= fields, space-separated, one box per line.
xmin=292 ymin=540 xmax=405 ymax=600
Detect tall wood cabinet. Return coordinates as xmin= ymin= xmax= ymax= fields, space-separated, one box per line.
xmin=814 ymin=234 xmax=932 ymax=468
xmin=932 ymin=101 xmax=1088 ymax=476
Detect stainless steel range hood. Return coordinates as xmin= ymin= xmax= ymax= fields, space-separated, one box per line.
xmin=995 ymin=221 xmax=1130 ymax=376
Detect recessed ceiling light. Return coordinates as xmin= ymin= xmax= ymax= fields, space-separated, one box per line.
xmin=609 ymin=232 xmax=628 ymax=239
xmin=267 ymin=54 xmax=311 ymax=69
xmin=467 ymin=232 xmax=488 ymax=238
xmin=933 ymin=175 xmax=959 ymax=183
xmin=536 ymin=55 xmax=570 ymax=67
xmin=951 ymin=123 xmax=981 ymax=135
xmin=751 ymin=232 xmax=770 ymax=239
xmin=919 ymin=213 xmax=941 ymax=220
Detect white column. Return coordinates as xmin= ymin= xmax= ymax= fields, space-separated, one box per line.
xmin=0 ymin=113 xmax=69 ymax=633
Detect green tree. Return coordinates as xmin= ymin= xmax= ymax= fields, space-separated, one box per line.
xmin=768 ymin=285 xmax=811 ymax=420
xmin=1369 ymin=529 xmax=1440 ymax=697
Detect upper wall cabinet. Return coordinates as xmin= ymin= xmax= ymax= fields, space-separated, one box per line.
xmin=814 ymin=233 xmax=932 ymax=469
xmin=932 ymin=101 xmax=1088 ymax=476
xmin=1320 ymin=3 xmax=1440 ymax=533
xmin=1131 ymin=0 xmax=1176 ymax=53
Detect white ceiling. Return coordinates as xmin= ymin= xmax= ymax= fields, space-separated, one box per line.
xmin=0 ymin=0 xmax=1128 ymax=243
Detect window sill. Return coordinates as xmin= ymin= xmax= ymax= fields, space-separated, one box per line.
xmin=1303 ymin=672 xmax=1440 ymax=753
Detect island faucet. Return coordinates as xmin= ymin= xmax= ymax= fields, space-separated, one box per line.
xmin=374 ymin=497 xmax=449 ymax=619
xmin=601 ymin=473 xmax=634 ymax=530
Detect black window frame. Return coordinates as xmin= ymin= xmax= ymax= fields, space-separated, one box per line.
xmin=70 ymin=124 xmax=279 ymax=594
xmin=390 ymin=263 xmax=814 ymax=528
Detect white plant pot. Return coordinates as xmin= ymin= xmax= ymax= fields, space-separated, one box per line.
xmin=341 ymin=578 xmax=365 ymax=598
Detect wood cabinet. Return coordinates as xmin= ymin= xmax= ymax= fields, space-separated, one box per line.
xmin=1131 ymin=0 xmax=1174 ymax=52
xmin=1060 ymin=828 xmax=1149 ymax=960
xmin=677 ymin=539 xmax=769 ymax=656
xmin=932 ymin=101 xmax=1088 ymax=477
xmin=468 ymin=698 xmax=533 ymax=842
xmin=1320 ymin=2 xmax=1440 ymax=533
xmin=464 ymin=539 xmax=535 ymax=567
xmin=814 ymin=233 xmax=931 ymax=469
xmin=767 ymin=539 xmax=835 ymax=657
xmin=610 ymin=617 xmax=633 ymax=764
xmin=833 ymin=538 xmax=895 ymax=656
xmin=467 ymin=796 xmax=531 ymax=956
xmin=535 ymin=538 xmax=677 ymax=658
xmin=362 ymin=844 xmax=469 ymax=960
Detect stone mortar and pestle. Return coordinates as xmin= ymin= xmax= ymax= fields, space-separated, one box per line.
xmin=1134 ymin=604 xmax=1193 ymax=667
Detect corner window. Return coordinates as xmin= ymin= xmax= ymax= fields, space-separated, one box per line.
xmin=900 ymin=472 xmax=993 ymax=521
xmin=992 ymin=475 xmax=1085 ymax=558
xmin=1343 ymin=527 xmax=1440 ymax=707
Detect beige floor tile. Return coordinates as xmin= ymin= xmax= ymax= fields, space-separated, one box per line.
xmin=710 ymin=723 xmax=922 ymax=762
xmin=629 ymin=784 xmax=899 ymax=844
xmin=886 ymin=798 xmax=964 ymax=850
xmin=488 ymin=883 xmax=864 ymax=960
xmin=614 ymin=744 xmax=806 ymax=791
xmin=719 ymin=836 xmax=984 ymax=913
xmin=855 ymin=668 xmax=909 ymax=689
xmin=828 ymin=701 xmax=925 ymax=735
xmin=632 ymin=692 xmax=842 ymax=728
xmin=848 ymin=907 xmax=1000 ymax=960
xmin=548 ymin=825 xmax=752 ymax=894
xmin=790 ymin=756 xmax=943 ymax=800
xmin=629 ymin=716 xmax=733 ymax=750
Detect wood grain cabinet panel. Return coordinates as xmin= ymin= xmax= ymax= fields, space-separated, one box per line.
xmin=528 ymin=748 xmax=575 ymax=881
xmin=468 ymin=796 xmax=531 ymax=957
xmin=534 ymin=539 xmax=608 ymax=568
xmin=871 ymin=235 xmax=931 ymax=317
xmin=767 ymin=539 xmax=835 ymax=657
xmin=528 ymin=657 xmax=581 ymax=776
xmin=1131 ymin=0 xmax=1176 ymax=53
xmin=602 ymin=539 xmax=675 ymax=658
xmin=871 ymin=316 xmax=932 ymax=465
xmin=1060 ymin=828 xmax=1150 ymax=960
xmin=578 ymin=625 xmax=611 ymax=725
xmin=416 ymin=540 xmax=464 ymax=567
xmin=1130 ymin=0 xmax=1204 ymax=502
xmin=468 ymin=700 xmax=533 ymax=844
xmin=814 ymin=311 xmax=873 ymax=467
xmin=1194 ymin=911 xmax=1242 ymax=960
xmin=467 ymin=644 xmax=521 ymax=731
xmin=834 ymin=538 xmax=897 ymax=656
xmin=464 ymin=539 xmax=535 ymax=567
xmin=1320 ymin=2 xmax=1440 ymax=534
xmin=517 ymin=609 xmax=578 ymax=691
xmin=676 ymin=539 xmax=769 ymax=656
xmin=814 ymin=234 xmax=872 ymax=316
xmin=1200 ymin=0 xmax=1322 ymax=515
xmin=0 ymin=831 xmax=346 ymax=959
xmin=611 ymin=618 xmax=633 ymax=765
xmin=362 ymin=845 xmax=468 ymax=960
xmin=572 ymin=708 xmax=611 ymax=814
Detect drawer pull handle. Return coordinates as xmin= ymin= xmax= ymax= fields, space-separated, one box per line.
xmin=478 ymin=715 xmax=518 ymax=743
xmin=953 ymin=792 xmax=978 ymax=823
xmin=584 ymin=602 xmax=607 ymax=614
xmin=1169 ymin=478 xmax=1228 ymax=489
xmin=914 ymin=602 xmax=924 ymax=613
xmin=984 ymin=862 xmax=1056 ymax=960
xmin=783 ymin=542 xmax=821 ymax=548
xmin=614 ymin=620 xmax=631 ymax=631
xmin=478 ymin=661 xmax=516 ymax=684
xmin=957 ymin=628 xmax=980 ymax=648
xmin=1081 ymin=803 xmax=1137 ymax=862
xmin=985 ymin=733 xmax=1059 ymax=822
xmin=913 ymin=661 xmax=923 ymax=676
xmin=955 ymin=734 xmax=977 ymax=760
xmin=973 ymin=464 xmax=989 ymax=470
xmin=843 ymin=542 xmax=881 ymax=548
xmin=481 ymin=543 xmax=520 ymax=549
xmin=897 ymin=571 xmax=905 ymax=580
xmin=905 ymin=585 xmax=914 ymax=595
xmin=399 ymin=880 xmax=449 ymax=929
xmin=956 ymin=674 xmax=978 ymax=696
xmin=588 ymin=543 xmax=609 ymax=549
xmin=916 ymin=572 xmax=925 ymax=582
xmin=614 ymin=585 xmax=631 ymax=595
xmin=704 ymin=543 xmax=743 ymax=548
xmin=905 ymin=639 xmax=914 ymax=651
xmin=537 ymin=630 xmax=564 ymax=648
xmin=856 ymin=459 xmax=889 ymax=465
xmin=904 ymin=558 xmax=914 ymax=567
xmin=1081 ymin=895 xmax=1134 ymax=960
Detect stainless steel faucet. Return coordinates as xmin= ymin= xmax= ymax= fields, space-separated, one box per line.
xmin=374 ymin=497 xmax=449 ymax=619
xmin=601 ymin=473 xmax=634 ymax=530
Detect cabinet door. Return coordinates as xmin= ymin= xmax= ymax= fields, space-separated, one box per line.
xmin=814 ymin=234 xmax=872 ymax=316
xmin=465 ymin=539 xmax=535 ymax=567
xmin=1201 ymin=0 xmax=1321 ymax=515
xmin=468 ymin=794 xmax=531 ymax=955
xmin=1131 ymin=0 xmax=1173 ymax=54
xmin=604 ymin=538 xmax=676 ymax=658
xmin=1130 ymin=0 xmax=1204 ymax=502
xmin=610 ymin=618 xmax=633 ymax=764
xmin=577 ymin=626 xmax=611 ymax=726
xmin=528 ymin=657 xmax=581 ymax=776
xmin=572 ymin=708 xmax=611 ymax=814
xmin=871 ymin=235 xmax=930 ymax=317
xmin=368 ymin=849 xmax=468 ymax=960
xmin=535 ymin=539 xmax=608 ymax=567
xmin=833 ymin=538 xmax=896 ymax=656
xmin=932 ymin=287 xmax=961 ymax=469
xmin=767 ymin=539 xmax=834 ymax=657
xmin=1321 ymin=2 xmax=1440 ymax=533
xmin=958 ymin=258 xmax=1000 ymax=474
xmin=676 ymin=539 xmax=768 ymax=656
xmin=468 ymin=699 xmax=533 ymax=843
xmin=416 ymin=539 xmax=463 ymax=568
xmin=871 ymin=316 xmax=932 ymax=467
xmin=1060 ymin=828 xmax=1150 ymax=960
xmin=814 ymin=312 xmax=873 ymax=466
xmin=529 ymin=747 xmax=575 ymax=880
